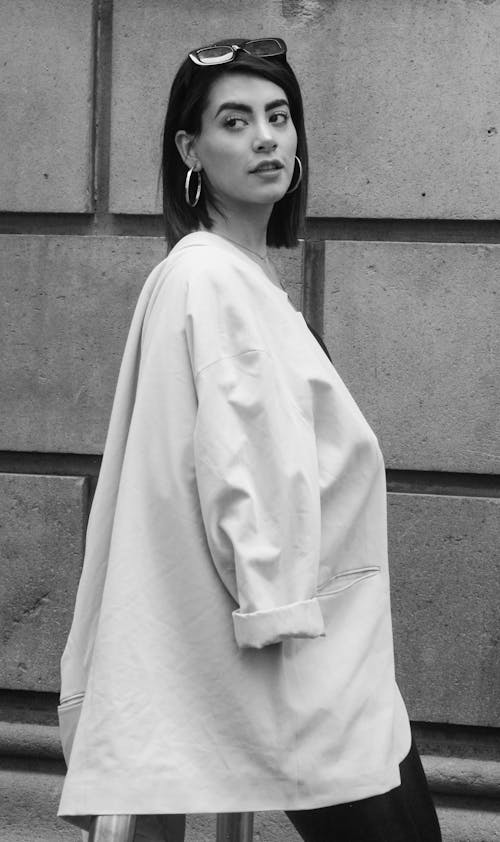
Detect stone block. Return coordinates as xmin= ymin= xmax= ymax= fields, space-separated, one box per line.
xmin=0 ymin=235 xmax=302 ymax=453
xmin=254 ymin=812 xmax=301 ymax=841
xmin=435 ymin=795 xmax=500 ymax=842
xmin=0 ymin=474 xmax=87 ymax=692
xmin=324 ymin=241 xmax=499 ymax=473
xmin=272 ymin=243 xmax=303 ymax=311
xmin=185 ymin=815 xmax=216 ymax=842
xmin=0 ymin=763 xmax=80 ymax=841
xmin=109 ymin=0 xmax=500 ymax=218
xmin=0 ymin=235 xmax=165 ymax=452
xmin=0 ymin=723 xmax=62 ymax=760
xmin=389 ymin=493 xmax=500 ymax=727
xmin=0 ymin=0 xmax=94 ymax=212
xmin=424 ymin=755 xmax=500 ymax=799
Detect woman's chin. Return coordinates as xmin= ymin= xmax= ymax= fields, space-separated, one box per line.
xmin=214 ymin=184 xmax=289 ymax=214
xmin=249 ymin=184 xmax=289 ymax=206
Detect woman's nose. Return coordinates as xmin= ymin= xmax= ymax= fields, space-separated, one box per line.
xmin=252 ymin=123 xmax=277 ymax=151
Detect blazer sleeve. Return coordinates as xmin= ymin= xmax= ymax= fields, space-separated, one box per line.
xmin=193 ymin=348 xmax=325 ymax=649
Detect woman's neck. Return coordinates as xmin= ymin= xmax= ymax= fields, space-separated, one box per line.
xmin=206 ymin=204 xmax=271 ymax=260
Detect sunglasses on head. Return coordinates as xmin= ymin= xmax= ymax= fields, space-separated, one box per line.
xmin=188 ymin=37 xmax=287 ymax=67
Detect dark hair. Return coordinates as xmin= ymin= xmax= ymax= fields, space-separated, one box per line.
xmin=161 ymin=40 xmax=308 ymax=249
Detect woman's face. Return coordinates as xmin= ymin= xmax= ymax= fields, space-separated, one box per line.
xmin=188 ymin=72 xmax=298 ymax=214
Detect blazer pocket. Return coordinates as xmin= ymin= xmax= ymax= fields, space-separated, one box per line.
xmin=58 ymin=692 xmax=84 ymax=766
xmin=316 ymin=565 xmax=380 ymax=598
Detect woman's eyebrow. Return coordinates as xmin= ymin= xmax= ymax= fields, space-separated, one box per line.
xmin=214 ymin=98 xmax=290 ymax=118
xmin=265 ymin=98 xmax=289 ymax=112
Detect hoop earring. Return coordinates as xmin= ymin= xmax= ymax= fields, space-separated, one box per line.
xmin=185 ymin=167 xmax=202 ymax=207
xmin=286 ymin=156 xmax=303 ymax=195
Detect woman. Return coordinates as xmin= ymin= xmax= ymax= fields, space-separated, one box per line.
xmin=57 ymin=38 xmax=441 ymax=841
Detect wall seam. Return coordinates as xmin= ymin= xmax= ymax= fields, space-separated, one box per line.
xmin=92 ymin=0 xmax=114 ymax=222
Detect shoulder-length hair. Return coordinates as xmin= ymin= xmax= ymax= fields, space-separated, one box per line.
xmin=161 ymin=41 xmax=308 ymax=249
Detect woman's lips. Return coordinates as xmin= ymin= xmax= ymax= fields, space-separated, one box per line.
xmin=250 ymin=161 xmax=284 ymax=173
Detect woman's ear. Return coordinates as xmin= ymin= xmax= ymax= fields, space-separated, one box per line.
xmin=175 ymin=131 xmax=201 ymax=170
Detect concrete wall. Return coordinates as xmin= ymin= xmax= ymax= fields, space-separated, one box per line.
xmin=0 ymin=1 xmax=498 ymax=840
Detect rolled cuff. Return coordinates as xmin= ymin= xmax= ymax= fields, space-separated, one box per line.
xmin=232 ymin=597 xmax=326 ymax=649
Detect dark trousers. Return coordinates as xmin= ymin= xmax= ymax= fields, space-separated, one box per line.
xmin=285 ymin=741 xmax=441 ymax=842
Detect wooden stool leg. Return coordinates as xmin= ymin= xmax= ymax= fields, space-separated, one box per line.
xmin=88 ymin=815 xmax=137 ymax=842
xmin=216 ymin=813 xmax=254 ymax=842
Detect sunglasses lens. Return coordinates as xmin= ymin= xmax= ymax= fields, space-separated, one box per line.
xmin=190 ymin=38 xmax=287 ymax=66
xmin=246 ymin=38 xmax=285 ymax=57
xmin=194 ymin=45 xmax=234 ymax=64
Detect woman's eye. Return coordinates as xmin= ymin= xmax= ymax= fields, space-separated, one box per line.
xmin=224 ymin=116 xmax=247 ymax=129
xmin=270 ymin=111 xmax=289 ymax=125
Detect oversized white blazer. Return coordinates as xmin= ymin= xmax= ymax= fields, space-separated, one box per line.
xmin=58 ymin=232 xmax=411 ymax=829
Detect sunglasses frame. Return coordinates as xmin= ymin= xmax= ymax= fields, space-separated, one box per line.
xmin=189 ymin=37 xmax=287 ymax=67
